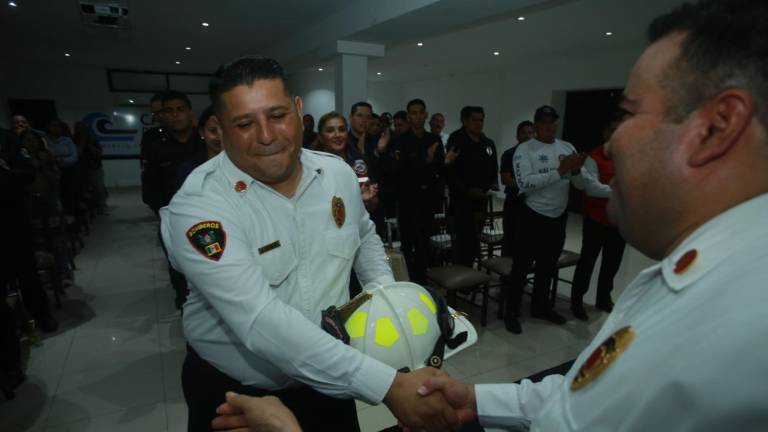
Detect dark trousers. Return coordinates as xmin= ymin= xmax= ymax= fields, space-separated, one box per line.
xmin=451 ymin=200 xmax=485 ymax=268
xmin=157 ymin=221 xmax=188 ymax=309
xmin=507 ymin=204 xmax=567 ymax=316
xmin=398 ymin=204 xmax=434 ymax=285
xmin=570 ymin=218 xmax=626 ymax=306
xmin=501 ymin=196 xmax=519 ymax=257
xmin=182 ymin=346 xmax=360 ymax=432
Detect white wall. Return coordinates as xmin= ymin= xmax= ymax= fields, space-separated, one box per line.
xmin=0 ymin=60 xmax=210 ymax=188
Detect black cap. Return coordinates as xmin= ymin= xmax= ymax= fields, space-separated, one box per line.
xmin=534 ymin=105 xmax=559 ymax=121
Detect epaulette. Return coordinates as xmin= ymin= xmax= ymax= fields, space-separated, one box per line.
xmin=185 ymin=164 xmax=215 ymax=196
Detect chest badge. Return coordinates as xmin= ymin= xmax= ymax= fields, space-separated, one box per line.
xmin=486 ymin=146 xmax=493 ymax=156
xmin=571 ymin=326 xmax=635 ymax=391
xmin=353 ymin=159 xmax=368 ymax=177
xmin=234 ymin=180 xmax=248 ymax=193
xmin=187 ymin=220 xmax=226 ymax=261
xmin=332 ymin=196 xmax=346 ymax=228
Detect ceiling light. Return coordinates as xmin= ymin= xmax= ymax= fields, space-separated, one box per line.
xmin=113 ymin=112 xmax=118 ymax=116
xmin=9 ymin=1 xmax=18 ymax=7
xmin=201 ymin=22 xmax=210 ymax=27
xmin=605 ymin=31 xmax=613 ymax=36
xmin=317 ymin=67 xmax=324 ymax=72
xmin=128 ymin=99 xmax=135 ymax=103
xmin=64 ymin=53 xmax=71 ymax=57
xmin=376 ymin=72 xmax=382 ymax=76
xmin=517 ymin=16 xmax=525 ymax=21
xmin=175 ymin=60 xmax=181 ymax=65
xmin=493 ymin=51 xmax=500 ymax=56
xmin=417 ymin=42 xmax=423 ymax=47
xmin=185 ymin=46 xmax=191 ymax=51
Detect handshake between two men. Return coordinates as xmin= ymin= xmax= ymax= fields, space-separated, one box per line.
xmin=212 ymin=367 xmax=477 ymax=432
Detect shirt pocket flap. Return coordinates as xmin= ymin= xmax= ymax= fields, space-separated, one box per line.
xmin=325 ymin=229 xmax=361 ymax=260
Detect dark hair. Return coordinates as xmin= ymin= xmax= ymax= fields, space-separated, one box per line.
xmin=350 ymin=102 xmax=372 ymax=116
xmin=151 ymin=92 xmax=166 ymax=104
xmin=430 ymin=113 xmax=444 ymax=122
xmin=371 ymin=113 xmax=380 ymax=120
xmin=648 ymin=0 xmax=767 ymax=127
xmin=516 ymin=120 xmax=533 ymax=134
xmin=209 ymin=56 xmax=290 ymax=116
xmin=162 ymin=90 xmax=192 ymax=109
xmin=303 ymin=114 xmax=314 ymax=120
xmin=197 ymin=106 xmax=216 ymax=130
xmin=461 ymin=106 xmax=485 ymax=121
xmin=406 ymin=98 xmax=426 ymax=111
xmin=393 ymin=110 xmax=407 ymax=121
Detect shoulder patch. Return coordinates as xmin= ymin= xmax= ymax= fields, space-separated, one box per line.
xmin=187 ymin=220 xmax=226 ymax=261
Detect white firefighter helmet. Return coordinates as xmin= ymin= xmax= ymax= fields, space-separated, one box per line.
xmin=340 ymin=281 xmax=477 ymax=371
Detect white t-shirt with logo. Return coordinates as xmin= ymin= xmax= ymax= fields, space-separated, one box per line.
xmin=513 ymin=138 xmax=610 ymax=218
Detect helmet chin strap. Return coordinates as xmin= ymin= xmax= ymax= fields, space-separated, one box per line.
xmin=424 ymin=286 xmax=468 ymax=369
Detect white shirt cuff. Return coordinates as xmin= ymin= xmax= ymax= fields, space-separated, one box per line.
xmin=351 ymin=356 xmax=397 ymax=404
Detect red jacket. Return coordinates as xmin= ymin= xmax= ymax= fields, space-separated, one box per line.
xmin=582 ymin=145 xmax=614 ymax=226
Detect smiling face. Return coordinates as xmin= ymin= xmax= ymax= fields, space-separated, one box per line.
xmin=319 ymin=116 xmax=348 ymax=156
xmin=200 ymin=115 xmax=222 ymax=158
xmin=217 ymin=79 xmax=304 ymax=188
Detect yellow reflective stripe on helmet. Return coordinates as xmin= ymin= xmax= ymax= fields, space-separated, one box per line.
xmin=419 ymin=293 xmax=437 ymax=314
xmin=407 ymin=308 xmax=429 ymax=336
xmin=375 ymin=317 xmax=400 ymax=347
xmin=346 ymin=311 xmax=367 ymax=339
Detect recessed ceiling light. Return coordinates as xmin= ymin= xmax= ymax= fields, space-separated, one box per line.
xmin=185 ymin=46 xmax=192 ymax=51
xmin=376 ymin=72 xmax=382 ymax=76
xmin=517 ymin=16 xmax=525 ymax=21
xmin=605 ymin=31 xmax=613 ymax=36
xmin=175 ymin=60 xmax=181 ymax=65
xmin=9 ymin=1 xmax=18 ymax=7
xmin=493 ymin=51 xmax=500 ymax=56
xmin=113 ymin=112 xmax=118 ymax=116
xmin=417 ymin=42 xmax=423 ymax=47
xmin=201 ymin=22 xmax=210 ymax=27
xmin=128 ymin=99 xmax=135 ymax=103
xmin=64 ymin=53 xmax=71 ymax=57
xmin=317 ymin=67 xmax=324 ymax=72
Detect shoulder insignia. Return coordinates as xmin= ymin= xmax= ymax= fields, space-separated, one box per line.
xmin=571 ymin=326 xmax=635 ymax=391
xmin=187 ymin=220 xmax=226 ymax=261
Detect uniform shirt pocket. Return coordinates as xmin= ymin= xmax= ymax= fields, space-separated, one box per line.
xmin=325 ymin=228 xmax=361 ymax=260
xmin=253 ymin=239 xmax=297 ymax=287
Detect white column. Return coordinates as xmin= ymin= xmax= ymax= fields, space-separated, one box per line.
xmin=333 ymin=41 xmax=385 ymax=115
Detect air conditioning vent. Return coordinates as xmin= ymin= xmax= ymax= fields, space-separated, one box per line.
xmin=79 ymin=1 xmax=130 ymax=29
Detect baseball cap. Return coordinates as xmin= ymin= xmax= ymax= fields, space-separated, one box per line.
xmin=534 ymin=105 xmax=560 ymax=121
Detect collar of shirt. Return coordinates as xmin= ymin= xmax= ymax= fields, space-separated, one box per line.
xmin=219 ymin=149 xmax=321 ymax=200
xmin=659 ymin=192 xmax=768 ymax=292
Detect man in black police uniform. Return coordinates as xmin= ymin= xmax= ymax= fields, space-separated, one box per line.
xmin=445 ymin=106 xmax=499 ymax=268
xmin=499 ymin=120 xmax=534 ymax=256
xmin=141 ymin=91 xmax=206 ymax=309
xmin=390 ymin=99 xmax=445 ymax=284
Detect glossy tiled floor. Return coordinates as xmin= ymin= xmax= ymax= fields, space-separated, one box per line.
xmin=1 ymin=187 xmax=656 ymax=431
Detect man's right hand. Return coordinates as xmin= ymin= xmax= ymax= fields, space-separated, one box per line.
xmin=558 ymin=152 xmax=581 ymax=176
xmin=384 ymin=368 xmax=461 ymax=432
xmin=417 ymin=375 xmax=478 ymax=424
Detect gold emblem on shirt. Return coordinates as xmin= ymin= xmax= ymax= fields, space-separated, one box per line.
xmin=332 ymin=196 xmax=345 ymax=228
xmin=571 ymin=326 xmax=635 ymax=391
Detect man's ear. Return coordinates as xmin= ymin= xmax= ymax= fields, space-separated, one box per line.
xmin=687 ymin=88 xmax=754 ymax=167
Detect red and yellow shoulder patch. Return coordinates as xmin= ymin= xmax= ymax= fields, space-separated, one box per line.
xmin=187 ymin=220 xmax=226 ymax=261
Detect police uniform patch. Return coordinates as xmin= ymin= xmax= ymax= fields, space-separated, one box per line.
xmin=187 ymin=220 xmax=227 ymax=261
xmin=571 ymin=326 xmax=635 ymax=391
xmin=332 ymin=196 xmax=345 ymax=228
xmin=486 ymin=146 xmax=493 ymax=156
xmin=352 ymin=159 xmax=368 ymax=177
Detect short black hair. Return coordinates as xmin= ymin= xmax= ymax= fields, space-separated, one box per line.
xmin=371 ymin=113 xmax=380 ymax=120
xmin=516 ymin=120 xmax=533 ymax=134
xmin=151 ymin=92 xmax=166 ymax=104
xmin=406 ymin=98 xmax=426 ymax=111
xmin=461 ymin=106 xmax=484 ymax=121
xmin=197 ymin=106 xmax=215 ymax=130
xmin=162 ymin=90 xmax=191 ymax=109
xmin=430 ymin=113 xmax=444 ymax=122
xmin=350 ymin=102 xmax=372 ymax=116
xmin=209 ymin=56 xmax=290 ymax=116
xmin=303 ymin=114 xmax=314 ymax=120
xmin=648 ymin=0 xmax=767 ymax=127
xmin=393 ymin=110 xmax=407 ymax=121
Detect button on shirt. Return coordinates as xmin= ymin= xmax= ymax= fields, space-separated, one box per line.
xmin=475 ymin=193 xmax=768 ymax=431
xmin=513 ymin=138 xmax=610 ymax=218
xmin=160 ymin=149 xmax=397 ymax=404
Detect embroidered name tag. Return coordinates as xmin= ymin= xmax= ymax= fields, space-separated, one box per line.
xmin=258 ymin=240 xmax=281 ymax=255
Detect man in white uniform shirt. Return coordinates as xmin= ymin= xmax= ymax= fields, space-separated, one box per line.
xmin=417 ymin=0 xmax=768 ymax=430
xmin=504 ymin=105 xmax=609 ymax=334
xmin=161 ymin=56 xmax=459 ymax=432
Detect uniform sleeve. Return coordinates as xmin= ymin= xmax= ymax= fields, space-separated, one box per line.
xmin=161 ymin=192 xmax=396 ymax=404
xmin=570 ymin=164 xmax=611 ymax=198
xmin=499 ymin=149 xmax=513 ymax=175
xmin=513 ymin=145 xmax=562 ymax=194
xmin=476 ymin=375 xmax=565 ymax=429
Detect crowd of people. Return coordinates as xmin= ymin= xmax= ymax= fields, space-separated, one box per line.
xmin=1 ymin=112 xmax=107 ymax=397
